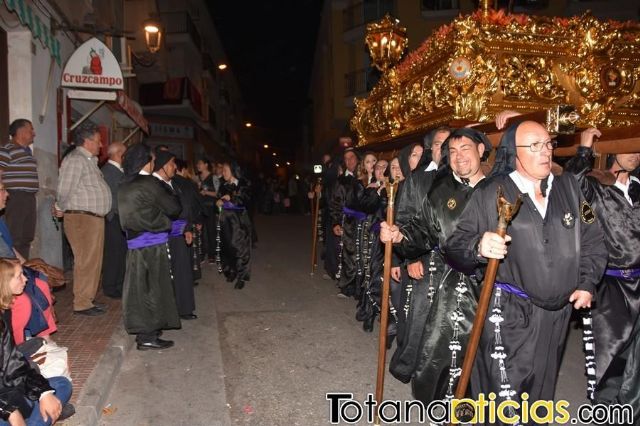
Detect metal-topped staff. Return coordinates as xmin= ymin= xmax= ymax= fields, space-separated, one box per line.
xmin=310 ymin=177 xmax=322 ymax=275
xmin=453 ymin=186 xmax=522 ymax=403
xmin=374 ymin=177 xmax=399 ymax=426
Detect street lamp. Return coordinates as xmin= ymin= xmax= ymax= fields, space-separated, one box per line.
xmin=263 ymin=144 xmax=269 ymax=149
xmin=143 ymin=18 xmax=162 ymax=54
xmin=218 ymin=64 xmax=228 ymax=70
xmin=365 ymin=14 xmax=408 ymax=72
xmin=245 ymin=122 xmax=253 ymax=128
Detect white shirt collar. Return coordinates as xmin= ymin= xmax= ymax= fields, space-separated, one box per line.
xmin=345 ymin=170 xmax=354 ymax=177
xmin=139 ymin=170 xmax=150 ymax=175
xmin=614 ymin=175 xmax=639 ymax=205
xmin=424 ymin=161 xmax=438 ymax=172
xmin=452 ymin=172 xmax=484 ymax=188
xmin=152 ymin=172 xmax=173 ymax=189
xmin=108 ymin=159 xmax=123 ymax=172
xmin=509 ymin=170 xmax=554 ymax=218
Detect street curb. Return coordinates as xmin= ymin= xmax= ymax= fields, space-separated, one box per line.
xmin=65 ymin=326 xmax=134 ymax=426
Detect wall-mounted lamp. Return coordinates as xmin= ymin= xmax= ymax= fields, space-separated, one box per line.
xmin=143 ymin=18 xmax=162 ymax=53
xmin=218 ymin=64 xmax=228 ymax=70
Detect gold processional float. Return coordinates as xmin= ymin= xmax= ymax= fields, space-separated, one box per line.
xmin=350 ymin=2 xmax=640 ymax=167
xmin=351 ymin=4 xmax=640 ymax=417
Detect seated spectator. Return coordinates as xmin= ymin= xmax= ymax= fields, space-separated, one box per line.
xmin=10 ymin=268 xmax=57 ymax=346
xmin=0 ymin=259 xmax=73 ymax=426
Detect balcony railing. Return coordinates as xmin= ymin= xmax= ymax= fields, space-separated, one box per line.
xmin=139 ymin=77 xmax=205 ymax=118
xmin=343 ymin=0 xmax=395 ymax=32
xmin=161 ymin=11 xmax=201 ymax=49
xmin=345 ymin=67 xmax=380 ymax=97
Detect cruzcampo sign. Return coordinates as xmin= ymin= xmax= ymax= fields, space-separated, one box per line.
xmin=2 ymin=0 xmax=62 ymax=65
xmin=61 ymin=37 xmax=124 ymax=90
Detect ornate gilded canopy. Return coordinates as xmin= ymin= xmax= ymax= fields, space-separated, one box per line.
xmin=351 ymin=9 xmax=640 ymax=148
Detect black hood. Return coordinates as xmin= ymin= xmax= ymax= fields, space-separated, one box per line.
xmin=490 ymin=122 xmax=552 ymax=196
xmin=398 ymin=143 xmax=420 ymax=179
xmin=489 ymin=122 xmax=520 ymax=178
xmin=439 ymin=127 xmax=493 ymax=172
xmin=123 ymin=143 xmax=153 ymax=180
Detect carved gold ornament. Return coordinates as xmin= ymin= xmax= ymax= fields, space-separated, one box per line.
xmin=352 ymin=9 xmax=640 ymax=147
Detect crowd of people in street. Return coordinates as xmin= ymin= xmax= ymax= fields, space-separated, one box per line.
xmin=0 ymin=118 xmax=262 ymax=424
xmin=53 ymin=126 xmax=256 ymax=350
xmin=317 ymin=112 xmax=640 ymax=424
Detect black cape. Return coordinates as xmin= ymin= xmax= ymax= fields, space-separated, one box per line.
xmin=390 ymin=173 xmax=480 ymax=404
xmin=444 ymin=172 xmax=607 ymax=412
xmin=218 ymin=178 xmax=253 ymax=282
xmin=566 ymin=147 xmax=640 ymax=417
xmin=118 ymin=175 xmax=182 ymax=334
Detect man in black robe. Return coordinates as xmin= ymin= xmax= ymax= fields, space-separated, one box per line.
xmin=382 ymin=128 xmax=490 ymax=403
xmin=330 ymin=148 xmax=363 ymax=298
xmin=565 ymin=128 xmax=640 ymax=420
xmin=118 ymin=144 xmax=182 ymax=351
xmin=153 ymin=150 xmax=197 ymax=320
xmin=444 ymin=121 xmax=607 ymax=421
xmin=101 ymin=142 xmax=126 ymax=299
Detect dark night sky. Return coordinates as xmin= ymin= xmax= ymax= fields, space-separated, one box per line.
xmin=207 ymin=1 xmax=324 ymax=154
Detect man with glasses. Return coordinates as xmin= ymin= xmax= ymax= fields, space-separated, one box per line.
xmin=444 ymin=121 xmax=607 ymax=420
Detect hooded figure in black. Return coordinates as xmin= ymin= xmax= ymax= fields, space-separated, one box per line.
xmin=329 ymin=148 xmax=365 ymax=297
xmin=389 ymin=141 xmax=438 ymax=350
xmin=153 ymin=150 xmax=197 ymax=320
xmin=321 ymin=160 xmax=342 ymax=279
xmin=216 ymin=161 xmax=252 ymax=289
xmin=387 ymin=128 xmax=491 ymax=403
xmin=355 ymin=158 xmax=389 ymax=332
xmin=565 ymin=130 xmax=640 ymax=420
xmin=118 ymin=143 xmax=182 ymax=350
xmin=443 ymin=121 xmax=607 ymax=422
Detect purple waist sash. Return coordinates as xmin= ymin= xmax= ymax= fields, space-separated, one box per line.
xmin=605 ymin=268 xmax=640 ymax=279
xmin=127 ymin=231 xmax=169 ymax=250
xmin=170 ymin=219 xmax=187 ymax=237
xmin=495 ymin=281 xmax=529 ymax=299
xmin=222 ymin=201 xmax=245 ymax=211
xmin=343 ymin=207 xmax=367 ymax=221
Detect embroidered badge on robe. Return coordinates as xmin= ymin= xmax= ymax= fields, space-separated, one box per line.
xmin=562 ymin=211 xmax=575 ymax=228
xmin=447 ymin=198 xmax=457 ymax=210
xmin=580 ymin=201 xmax=596 ymax=224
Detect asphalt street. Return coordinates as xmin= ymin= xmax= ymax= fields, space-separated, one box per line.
xmin=99 ymin=214 xmax=589 ymax=426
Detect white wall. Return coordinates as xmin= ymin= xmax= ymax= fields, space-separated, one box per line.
xmin=1 ymin=1 xmax=78 ymax=267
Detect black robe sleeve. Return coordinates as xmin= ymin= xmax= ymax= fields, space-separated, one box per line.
xmin=564 ymin=146 xmax=597 ymax=202
xmin=329 ymin=180 xmax=346 ymax=227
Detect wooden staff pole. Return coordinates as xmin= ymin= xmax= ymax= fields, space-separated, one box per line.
xmin=310 ymin=178 xmax=322 ymax=275
xmin=374 ymin=179 xmax=398 ymax=426
xmin=453 ymin=186 xmax=522 ymax=404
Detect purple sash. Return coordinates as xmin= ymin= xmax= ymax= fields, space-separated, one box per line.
xmin=223 ymin=201 xmax=245 ymax=211
xmin=605 ymin=268 xmax=640 ymax=279
xmin=127 ymin=231 xmax=169 ymax=250
xmin=343 ymin=207 xmax=366 ymax=221
xmin=170 ymin=219 xmax=187 ymax=237
xmin=495 ymin=281 xmax=529 ymax=299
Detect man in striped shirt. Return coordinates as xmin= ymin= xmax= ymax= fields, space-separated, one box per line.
xmin=0 ymin=119 xmax=38 ymax=258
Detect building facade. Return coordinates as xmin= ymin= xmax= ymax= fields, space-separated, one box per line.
xmin=308 ymin=0 xmax=639 ymax=159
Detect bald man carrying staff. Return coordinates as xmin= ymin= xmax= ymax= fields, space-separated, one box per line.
xmin=444 ymin=121 xmax=607 ymax=423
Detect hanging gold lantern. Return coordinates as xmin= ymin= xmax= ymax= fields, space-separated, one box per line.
xmin=365 ymin=14 xmax=408 ymax=72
